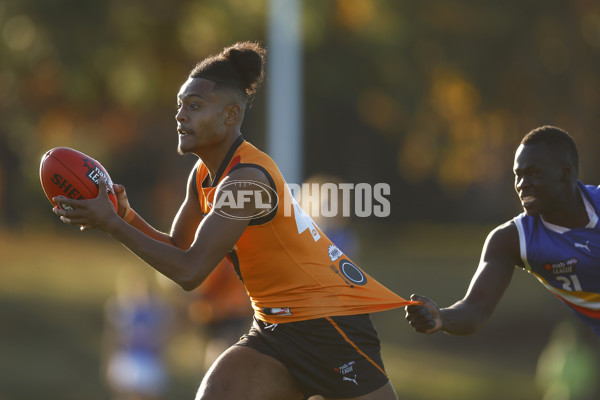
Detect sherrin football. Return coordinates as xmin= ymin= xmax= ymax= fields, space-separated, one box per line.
xmin=40 ymin=147 xmax=118 ymax=211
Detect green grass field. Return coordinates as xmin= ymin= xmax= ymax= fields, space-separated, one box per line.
xmin=0 ymin=223 xmax=583 ymax=399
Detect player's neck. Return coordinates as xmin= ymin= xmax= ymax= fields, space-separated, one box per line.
xmin=543 ymin=190 xmax=589 ymax=229
xmin=198 ymin=133 xmax=241 ymax=180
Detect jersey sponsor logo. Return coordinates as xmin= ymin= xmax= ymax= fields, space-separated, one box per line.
xmin=544 ymin=257 xmax=578 ymax=275
xmin=330 ymin=264 xmax=354 ymax=287
xmin=339 ymin=259 xmax=367 ymax=286
xmin=328 ymin=244 xmax=343 ymax=261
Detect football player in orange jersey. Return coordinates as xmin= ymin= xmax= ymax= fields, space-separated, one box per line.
xmin=53 ymin=42 xmax=417 ymax=400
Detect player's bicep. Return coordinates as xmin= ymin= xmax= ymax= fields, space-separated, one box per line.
xmin=193 ymin=210 xmax=248 ymax=260
xmin=462 ymin=222 xmax=520 ymax=315
xmin=183 ymin=199 xmax=250 ymax=289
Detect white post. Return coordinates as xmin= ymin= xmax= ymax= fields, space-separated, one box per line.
xmin=267 ymin=0 xmax=303 ymax=185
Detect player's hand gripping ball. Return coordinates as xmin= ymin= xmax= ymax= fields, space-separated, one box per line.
xmin=39 ymin=147 xmax=118 ymax=211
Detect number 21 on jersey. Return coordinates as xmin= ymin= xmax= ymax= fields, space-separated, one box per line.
xmin=556 ymin=274 xmax=583 ymax=291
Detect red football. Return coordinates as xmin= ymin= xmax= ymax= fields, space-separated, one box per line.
xmin=40 ymin=147 xmax=118 ymax=211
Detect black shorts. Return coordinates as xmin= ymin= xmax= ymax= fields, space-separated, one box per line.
xmin=235 ymin=314 xmax=389 ymax=399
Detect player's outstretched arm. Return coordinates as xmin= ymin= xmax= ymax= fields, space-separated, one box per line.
xmin=53 ymin=165 xmax=271 ymax=291
xmin=406 ymin=221 xmax=520 ymax=336
xmin=56 ymin=163 xmax=203 ymax=248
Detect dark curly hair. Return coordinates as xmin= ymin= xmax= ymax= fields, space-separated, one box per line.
xmin=521 ymin=125 xmax=579 ymax=174
xmin=189 ymin=41 xmax=266 ymax=104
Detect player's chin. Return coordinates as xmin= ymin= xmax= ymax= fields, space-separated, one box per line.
xmin=177 ymin=142 xmax=193 ymax=156
xmin=177 ymin=134 xmax=196 ymax=154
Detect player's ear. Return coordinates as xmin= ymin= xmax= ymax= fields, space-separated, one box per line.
xmin=223 ymin=104 xmax=242 ymax=125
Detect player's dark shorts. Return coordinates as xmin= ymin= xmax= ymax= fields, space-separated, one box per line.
xmin=235 ymin=314 xmax=389 ymax=399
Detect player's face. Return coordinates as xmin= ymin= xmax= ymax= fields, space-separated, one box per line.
xmin=513 ymin=142 xmax=567 ymax=217
xmin=175 ymin=78 xmax=230 ymax=155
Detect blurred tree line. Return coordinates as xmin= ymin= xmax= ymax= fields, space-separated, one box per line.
xmin=1 ymin=0 xmax=600 ymax=229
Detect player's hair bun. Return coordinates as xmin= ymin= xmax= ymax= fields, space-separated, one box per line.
xmin=189 ymin=41 xmax=266 ymax=99
xmin=225 ymin=42 xmax=265 ymax=96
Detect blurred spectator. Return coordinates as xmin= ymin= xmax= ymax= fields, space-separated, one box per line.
xmin=103 ymin=268 xmax=174 ymax=400
xmin=536 ymin=320 xmax=600 ymax=400
xmin=188 ymin=258 xmax=252 ymax=373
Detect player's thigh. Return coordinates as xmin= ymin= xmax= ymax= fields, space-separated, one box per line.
xmin=321 ymin=381 xmax=398 ymax=400
xmin=196 ymin=345 xmax=304 ymax=400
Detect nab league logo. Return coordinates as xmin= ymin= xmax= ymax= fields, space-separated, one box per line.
xmin=544 ymin=257 xmax=578 ymax=275
xmin=334 ymin=361 xmax=359 ymax=386
xmin=334 ymin=361 xmax=356 ymax=375
xmin=83 ymin=158 xmax=113 ymax=187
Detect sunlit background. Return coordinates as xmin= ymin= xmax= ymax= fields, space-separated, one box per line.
xmin=2 ymin=1 xmax=600 ymax=399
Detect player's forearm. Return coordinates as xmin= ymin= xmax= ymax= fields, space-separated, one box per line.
xmin=124 ymin=209 xmax=175 ymax=246
xmin=438 ymin=301 xmax=489 ymax=335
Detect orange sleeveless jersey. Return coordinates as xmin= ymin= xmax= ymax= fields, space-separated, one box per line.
xmin=195 ymin=137 xmax=416 ymax=323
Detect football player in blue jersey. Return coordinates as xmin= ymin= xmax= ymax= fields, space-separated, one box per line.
xmin=405 ymin=125 xmax=600 ymax=337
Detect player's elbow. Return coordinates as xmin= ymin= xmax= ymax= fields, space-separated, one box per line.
xmin=172 ymin=255 xmax=218 ymax=292
xmin=177 ymin=272 xmax=203 ymax=291
xmin=176 ymin=265 xmax=209 ymax=292
xmin=464 ymin=310 xmax=492 ymax=335
xmin=180 ymin=280 xmax=199 ymax=291
xmin=468 ymin=302 xmax=498 ymax=333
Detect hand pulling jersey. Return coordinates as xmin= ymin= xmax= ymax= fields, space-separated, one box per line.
xmin=194 ymin=136 xmax=416 ymax=324
xmin=514 ymin=182 xmax=600 ymax=335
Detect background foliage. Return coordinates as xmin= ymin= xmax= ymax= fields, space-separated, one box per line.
xmin=3 ymin=0 xmax=600 ymax=228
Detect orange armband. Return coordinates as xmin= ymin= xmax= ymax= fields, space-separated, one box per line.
xmin=123 ymin=207 xmax=137 ymax=224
